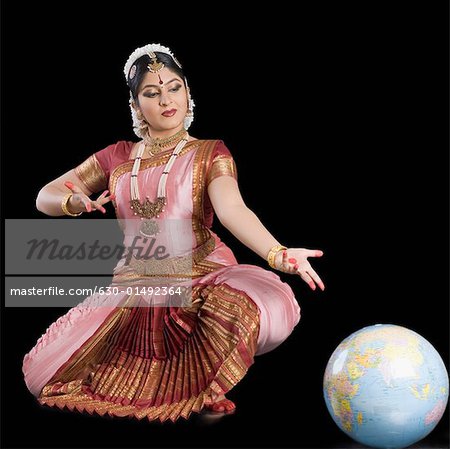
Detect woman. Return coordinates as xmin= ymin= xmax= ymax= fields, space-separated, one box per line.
xmin=22 ymin=44 xmax=325 ymax=422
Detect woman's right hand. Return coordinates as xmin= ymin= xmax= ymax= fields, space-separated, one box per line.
xmin=64 ymin=181 xmax=115 ymax=214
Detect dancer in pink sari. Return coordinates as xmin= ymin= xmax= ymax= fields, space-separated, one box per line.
xmin=22 ymin=44 xmax=325 ymax=421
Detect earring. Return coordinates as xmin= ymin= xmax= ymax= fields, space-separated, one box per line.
xmin=135 ymin=110 xmax=149 ymax=136
xmin=183 ymin=81 xmax=195 ymax=129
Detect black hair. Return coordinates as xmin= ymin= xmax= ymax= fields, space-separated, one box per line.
xmin=127 ymin=52 xmax=185 ymax=104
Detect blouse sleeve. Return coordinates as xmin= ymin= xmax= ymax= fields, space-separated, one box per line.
xmin=73 ymin=143 xmax=115 ymax=193
xmin=206 ymin=140 xmax=238 ymax=187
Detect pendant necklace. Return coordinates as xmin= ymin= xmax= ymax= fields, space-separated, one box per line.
xmin=129 ymin=131 xmax=188 ymax=237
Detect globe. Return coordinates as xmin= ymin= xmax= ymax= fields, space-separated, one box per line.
xmin=323 ymin=324 xmax=449 ymax=449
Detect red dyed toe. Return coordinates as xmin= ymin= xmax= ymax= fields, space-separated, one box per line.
xmin=204 ymin=398 xmax=236 ymax=414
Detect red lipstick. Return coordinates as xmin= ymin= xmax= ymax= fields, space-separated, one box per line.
xmin=162 ymin=109 xmax=177 ymax=117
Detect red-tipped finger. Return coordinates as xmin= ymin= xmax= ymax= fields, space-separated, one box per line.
xmin=85 ymin=202 xmax=92 ymax=212
xmin=64 ymin=181 xmax=82 ymax=192
xmin=282 ymin=250 xmax=288 ymax=270
xmin=298 ymin=270 xmax=316 ymax=290
xmin=308 ymin=270 xmax=325 ymax=291
xmin=308 ymin=249 xmax=324 ymax=257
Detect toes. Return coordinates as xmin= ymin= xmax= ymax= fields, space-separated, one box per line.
xmin=205 ymin=397 xmax=236 ymax=414
xmin=220 ymin=399 xmax=235 ymax=412
xmin=209 ymin=402 xmax=225 ymax=412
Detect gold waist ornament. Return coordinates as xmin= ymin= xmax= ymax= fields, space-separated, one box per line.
xmin=116 ymin=234 xmax=215 ymax=278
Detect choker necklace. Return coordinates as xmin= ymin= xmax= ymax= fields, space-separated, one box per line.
xmin=143 ymin=128 xmax=187 ymax=156
xmin=130 ymin=132 xmax=189 ymax=237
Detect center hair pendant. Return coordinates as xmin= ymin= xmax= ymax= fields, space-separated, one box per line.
xmin=147 ymin=51 xmax=165 ymax=73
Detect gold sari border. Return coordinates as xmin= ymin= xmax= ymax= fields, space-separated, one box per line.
xmin=115 ymin=234 xmax=216 ymax=278
xmin=38 ymin=281 xmax=260 ymax=423
xmin=192 ymin=140 xmax=219 ymax=247
xmin=109 ymin=140 xmax=201 ymax=197
xmin=74 ymin=154 xmax=108 ymax=193
xmin=206 ymin=156 xmax=237 ymax=186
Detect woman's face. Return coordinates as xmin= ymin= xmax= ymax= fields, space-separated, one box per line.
xmin=136 ymin=68 xmax=188 ymax=133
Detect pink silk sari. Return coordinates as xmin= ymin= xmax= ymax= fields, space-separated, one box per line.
xmin=22 ymin=139 xmax=300 ymax=421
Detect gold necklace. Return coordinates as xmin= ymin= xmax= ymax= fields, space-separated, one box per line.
xmin=143 ymin=128 xmax=187 ymax=156
xmin=130 ymin=134 xmax=189 ymax=237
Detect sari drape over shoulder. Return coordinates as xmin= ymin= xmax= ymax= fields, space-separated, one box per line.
xmin=22 ymin=139 xmax=300 ymax=422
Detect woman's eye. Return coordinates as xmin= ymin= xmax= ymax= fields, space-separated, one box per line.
xmin=144 ymin=92 xmax=158 ymax=98
xmin=169 ymin=85 xmax=182 ymax=92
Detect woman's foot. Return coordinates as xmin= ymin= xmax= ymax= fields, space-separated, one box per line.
xmin=204 ymin=395 xmax=236 ymax=414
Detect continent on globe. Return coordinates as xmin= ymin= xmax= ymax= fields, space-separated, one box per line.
xmin=323 ymin=324 xmax=449 ymax=449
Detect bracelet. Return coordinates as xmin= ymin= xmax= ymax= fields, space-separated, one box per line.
xmin=61 ymin=193 xmax=82 ymax=217
xmin=267 ymin=244 xmax=287 ymax=269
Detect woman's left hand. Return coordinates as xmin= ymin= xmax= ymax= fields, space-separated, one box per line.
xmin=274 ymin=248 xmax=325 ymax=291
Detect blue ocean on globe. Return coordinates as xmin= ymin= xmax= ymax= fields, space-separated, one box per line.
xmin=323 ymin=324 xmax=449 ymax=449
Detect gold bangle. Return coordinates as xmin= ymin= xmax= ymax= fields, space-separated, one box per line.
xmin=61 ymin=193 xmax=82 ymax=217
xmin=267 ymin=244 xmax=287 ymax=269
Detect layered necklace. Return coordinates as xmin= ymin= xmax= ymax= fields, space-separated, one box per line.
xmin=130 ymin=129 xmax=188 ymax=237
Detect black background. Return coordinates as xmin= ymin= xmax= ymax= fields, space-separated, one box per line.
xmin=1 ymin=2 xmax=449 ymax=449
